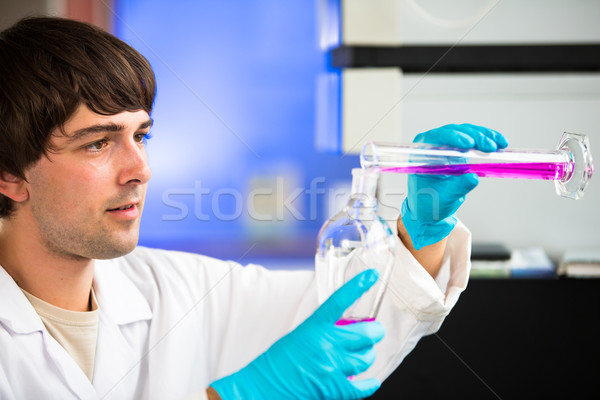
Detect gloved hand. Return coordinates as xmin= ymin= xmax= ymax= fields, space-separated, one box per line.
xmin=401 ymin=123 xmax=508 ymax=250
xmin=210 ymin=269 xmax=385 ymax=400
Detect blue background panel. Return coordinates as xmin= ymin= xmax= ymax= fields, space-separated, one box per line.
xmin=114 ymin=0 xmax=356 ymax=261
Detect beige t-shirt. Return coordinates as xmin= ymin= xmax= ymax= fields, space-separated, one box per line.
xmin=21 ymin=288 xmax=99 ymax=381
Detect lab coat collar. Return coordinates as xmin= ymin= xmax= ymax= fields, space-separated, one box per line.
xmin=93 ymin=258 xmax=153 ymax=325
xmin=0 ymin=264 xmax=45 ymax=334
xmin=0 ymin=258 xmax=153 ymax=334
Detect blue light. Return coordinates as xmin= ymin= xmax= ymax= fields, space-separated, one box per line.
xmin=114 ymin=0 xmax=356 ymax=259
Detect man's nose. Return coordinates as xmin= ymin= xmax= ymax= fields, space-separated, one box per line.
xmin=118 ymin=141 xmax=152 ymax=186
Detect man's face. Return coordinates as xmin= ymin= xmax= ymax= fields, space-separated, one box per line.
xmin=22 ymin=105 xmax=152 ymax=260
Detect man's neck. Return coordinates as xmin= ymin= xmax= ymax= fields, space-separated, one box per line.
xmin=0 ymin=218 xmax=95 ymax=312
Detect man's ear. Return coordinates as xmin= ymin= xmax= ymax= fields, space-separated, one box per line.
xmin=0 ymin=171 xmax=29 ymax=202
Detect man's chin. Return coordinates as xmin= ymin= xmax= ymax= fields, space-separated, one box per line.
xmin=91 ymin=236 xmax=139 ymax=260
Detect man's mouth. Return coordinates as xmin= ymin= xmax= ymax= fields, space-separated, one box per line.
xmin=106 ymin=201 xmax=140 ymax=220
xmin=107 ymin=202 xmax=138 ymax=212
xmin=111 ymin=204 xmax=134 ymax=211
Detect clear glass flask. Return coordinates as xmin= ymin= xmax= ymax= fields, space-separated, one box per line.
xmin=361 ymin=132 xmax=594 ymax=200
xmin=315 ymin=168 xmax=396 ymax=324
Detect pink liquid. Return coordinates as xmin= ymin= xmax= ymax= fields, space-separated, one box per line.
xmin=335 ymin=317 xmax=376 ymax=326
xmin=380 ymin=162 xmax=571 ymax=180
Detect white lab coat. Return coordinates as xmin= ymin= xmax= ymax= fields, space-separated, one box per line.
xmin=0 ymin=222 xmax=471 ymax=400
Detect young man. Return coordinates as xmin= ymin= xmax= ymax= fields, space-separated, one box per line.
xmin=0 ymin=17 xmax=507 ymax=399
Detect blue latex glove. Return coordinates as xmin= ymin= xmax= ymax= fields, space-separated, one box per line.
xmin=210 ymin=269 xmax=385 ymax=400
xmin=401 ymin=123 xmax=508 ymax=250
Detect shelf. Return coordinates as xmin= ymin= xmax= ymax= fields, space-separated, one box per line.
xmin=331 ymin=44 xmax=600 ymax=73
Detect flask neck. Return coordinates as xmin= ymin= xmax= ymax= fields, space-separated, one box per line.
xmin=351 ymin=169 xmax=378 ymax=199
xmin=347 ymin=169 xmax=378 ymax=212
xmin=347 ymin=195 xmax=376 ymax=215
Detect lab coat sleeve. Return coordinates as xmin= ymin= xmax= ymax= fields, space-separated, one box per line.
xmin=202 ymin=262 xmax=318 ymax=381
xmin=0 ymin=363 xmax=15 ymax=400
xmin=360 ymin=219 xmax=472 ymax=381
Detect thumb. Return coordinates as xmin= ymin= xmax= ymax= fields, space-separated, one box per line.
xmin=350 ymin=377 xmax=382 ymax=398
xmin=312 ymin=269 xmax=379 ymax=324
xmin=438 ymin=173 xmax=479 ymax=204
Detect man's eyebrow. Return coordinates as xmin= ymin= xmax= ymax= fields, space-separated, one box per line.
xmin=66 ymin=119 xmax=154 ymax=143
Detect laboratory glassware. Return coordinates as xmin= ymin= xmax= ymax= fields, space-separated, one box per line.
xmin=361 ymin=132 xmax=594 ymax=200
xmin=315 ymin=168 xmax=396 ymax=324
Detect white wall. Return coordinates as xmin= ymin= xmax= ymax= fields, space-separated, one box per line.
xmin=344 ymin=0 xmax=600 ymax=44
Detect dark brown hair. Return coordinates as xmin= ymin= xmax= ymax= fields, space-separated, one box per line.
xmin=0 ymin=16 xmax=156 ymax=218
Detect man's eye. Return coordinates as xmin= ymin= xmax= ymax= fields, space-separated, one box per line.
xmin=86 ymin=140 xmax=107 ymax=151
xmin=135 ymin=132 xmax=152 ymax=144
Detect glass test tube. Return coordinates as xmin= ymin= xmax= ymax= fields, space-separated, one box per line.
xmin=361 ymin=132 xmax=594 ymax=200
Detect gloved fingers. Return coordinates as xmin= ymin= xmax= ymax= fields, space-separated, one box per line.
xmin=347 ymin=377 xmax=382 ymax=399
xmin=413 ymin=125 xmax=476 ymax=149
xmin=340 ymin=347 xmax=377 ymax=377
xmin=455 ymin=123 xmax=509 ymax=152
xmin=461 ymin=123 xmax=509 ymax=149
xmin=414 ymin=124 xmax=508 ymax=152
xmin=335 ymin=321 xmax=386 ymax=351
xmin=312 ymin=269 xmax=379 ymax=324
